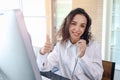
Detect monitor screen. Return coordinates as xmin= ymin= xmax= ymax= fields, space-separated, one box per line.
xmin=0 ymin=9 xmax=42 ymax=80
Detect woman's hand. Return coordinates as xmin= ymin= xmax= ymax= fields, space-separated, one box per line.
xmin=40 ymin=35 xmax=54 ymax=55
xmin=77 ymin=39 xmax=87 ymax=58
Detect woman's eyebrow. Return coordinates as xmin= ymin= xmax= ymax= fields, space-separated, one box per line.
xmin=71 ymin=20 xmax=76 ymax=22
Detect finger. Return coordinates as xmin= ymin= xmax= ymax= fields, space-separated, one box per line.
xmin=44 ymin=48 xmax=52 ymax=53
xmin=45 ymin=42 xmax=53 ymax=47
xmin=77 ymin=39 xmax=83 ymax=43
xmin=46 ymin=34 xmax=51 ymax=43
xmin=44 ymin=45 xmax=52 ymax=49
xmin=44 ymin=43 xmax=53 ymax=49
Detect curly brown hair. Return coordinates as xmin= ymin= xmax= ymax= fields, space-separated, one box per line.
xmin=57 ymin=8 xmax=92 ymax=44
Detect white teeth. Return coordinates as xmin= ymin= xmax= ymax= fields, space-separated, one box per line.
xmin=73 ymin=32 xmax=79 ymax=36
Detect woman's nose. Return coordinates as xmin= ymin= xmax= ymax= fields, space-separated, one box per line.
xmin=75 ymin=25 xmax=81 ymax=31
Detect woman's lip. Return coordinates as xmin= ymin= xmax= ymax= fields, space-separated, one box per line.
xmin=72 ymin=32 xmax=80 ymax=36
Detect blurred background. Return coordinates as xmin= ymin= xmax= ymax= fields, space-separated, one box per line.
xmin=0 ymin=0 xmax=120 ymax=80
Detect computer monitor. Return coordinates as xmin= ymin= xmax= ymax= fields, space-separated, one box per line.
xmin=0 ymin=9 xmax=42 ymax=80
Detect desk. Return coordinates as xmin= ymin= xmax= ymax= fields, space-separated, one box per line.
xmin=42 ymin=76 xmax=51 ymax=80
xmin=40 ymin=71 xmax=70 ymax=80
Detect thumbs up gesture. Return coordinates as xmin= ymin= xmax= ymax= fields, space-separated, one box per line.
xmin=40 ymin=34 xmax=54 ymax=55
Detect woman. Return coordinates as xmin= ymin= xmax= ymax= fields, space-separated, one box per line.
xmin=37 ymin=8 xmax=103 ymax=80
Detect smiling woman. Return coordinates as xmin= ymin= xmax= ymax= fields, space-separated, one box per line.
xmin=69 ymin=14 xmax=87 ymax=44
xmin=37 ymin=8 xmax=103 ymax=80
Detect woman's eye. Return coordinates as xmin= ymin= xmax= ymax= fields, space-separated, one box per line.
xmin=71 ymin=22 xmax=76 ymax=25
xmin=81 ymin=24 xmax=86 ymax=28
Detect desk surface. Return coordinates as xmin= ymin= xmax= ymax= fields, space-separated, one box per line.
xmin=40 ymin=71 xmax=70 ymax=80
xmin=42 ymin=76 xmax=51 ymax=80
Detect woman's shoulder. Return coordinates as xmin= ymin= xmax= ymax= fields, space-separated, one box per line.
xmin=55 ymin=40 xmax=67 ymax=48
xmin=54 ymin=40 xmax=63 ymax=47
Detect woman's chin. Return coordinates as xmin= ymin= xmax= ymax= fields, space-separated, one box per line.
xmin=70 ymin=39 xmax=79 ymax=44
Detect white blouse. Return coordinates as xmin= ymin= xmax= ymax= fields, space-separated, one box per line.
xmin=37 ymin=40 xmax=103 ymax=80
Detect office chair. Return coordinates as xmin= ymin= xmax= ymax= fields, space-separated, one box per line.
xmin=102 ymin=60 xmax=115 ymax=80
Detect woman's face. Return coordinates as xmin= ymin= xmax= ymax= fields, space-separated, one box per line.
xmin=69 ymin=14 xmax=87 ymax=44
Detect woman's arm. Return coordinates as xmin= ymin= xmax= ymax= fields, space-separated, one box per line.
xmin=78 ymin=42 xmax=103 ymax=80
xmin=36 ymin=43 xmax=60 ymax=72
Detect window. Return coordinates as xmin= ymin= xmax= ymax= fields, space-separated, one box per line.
xmin=110 ymin=0 xmax=120 ymax=69
xmin=21 ymin=0 xmax=46 ymax=47
xmin=0 ymin=0 xmax=47 ymax=58
xmin=0 ymin=0 xmax=46 ymax=48
xmin=103 ymin=0 xmax=120 ymax=69
xmin=0 ymin=0 xmax=20 ymax=10
xmin=54 ymin=0 xmax=72 ymax=31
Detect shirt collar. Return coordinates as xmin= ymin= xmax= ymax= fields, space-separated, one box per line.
xmin=66 ymin=40 xmax=76 ymax=48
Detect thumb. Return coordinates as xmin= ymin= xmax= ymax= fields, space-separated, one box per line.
xmin=46 ymin=34 xmax=51 ymax=43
